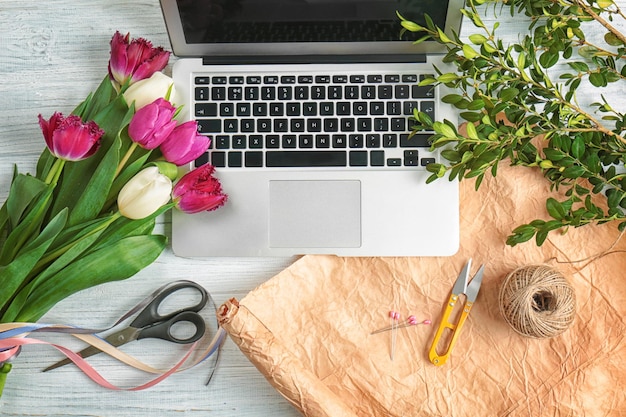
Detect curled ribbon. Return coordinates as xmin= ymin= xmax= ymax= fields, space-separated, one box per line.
xmin=0 ymin=281 xmax=227 ymax=391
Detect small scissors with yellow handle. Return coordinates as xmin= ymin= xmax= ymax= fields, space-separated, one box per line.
xmin=429 ymin=259 xmax=485 ymax=366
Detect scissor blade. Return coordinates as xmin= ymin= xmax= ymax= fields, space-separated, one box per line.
xmin=465 ymin=264 xmax=485 ymax=303
xmin=42 ymin=344 xmax=106 ymax=372
xmin=42 ymin=327 xmax=139 ymax=372
xmin=451 ymin=259 xmax=472 ymax=296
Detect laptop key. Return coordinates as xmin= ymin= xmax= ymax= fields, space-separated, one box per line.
xmin=232 ymin=135 xmax=246 ymax=149
xmin=210 ymin=152 xmax=226 ymax=167
xmin=215 ymin=135 xmax=230 ymax=149
xmin=421 ymin=101 xmax=435 ymax=120
xmin=212 ymin=86 xmax=226 ymax=100
xmin=195 ymin=103 xmax=217 ymax=117
xmin=404 ymin=150 xmax=419 ymax=166
xmin=266 ymin=151 xmax=347 ymax=167
xmin=371 ymin=150 xmax=385 ymax=166
xmin=194 ymin=152 xmax=209 ymax=167
xmin=349 ymin=151 xmax=368 ymax=166
xmin=245 ymin=151 xmax=263 ymax=167
xmin=412 ymin=84 xmax=435 ymax=98
xmin=195 ymin=87 xmax=209 ymax=100
xmin=220 ymin=103 xmax=234 ymax=116
xmin=197 ymin=119 xmax=221 ymax=133
xmin=228 ymin=152 xmax=243 ymax=167
xmin=400 ymin=133 xmax=431 ymax=147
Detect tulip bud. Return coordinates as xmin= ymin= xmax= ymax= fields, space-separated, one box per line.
xmin=128 ymin=98 xmax=177 ymax=150
xmin=38 ymin=112 xmax=104 ymax=161
xmin=118 ymin=166 xmax=172 ymax=220
xmin=173 ymin=164 xmax=227 ymax=214
xmin=108 ymin=31 xmax=170 ymax=88
xmin=123 ymin=72 xmax=176 ymax=110
xmin=160 ymin=121 xmax=211 ymax=166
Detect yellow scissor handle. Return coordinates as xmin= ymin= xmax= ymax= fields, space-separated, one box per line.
xmin=428 ymin=294 xmax=475 ymax=366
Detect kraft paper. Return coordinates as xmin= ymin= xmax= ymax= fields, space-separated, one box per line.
xmin=218 ymin=163 xmax=626 ymax=416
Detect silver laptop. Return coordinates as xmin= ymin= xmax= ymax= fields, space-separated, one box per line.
xmin=160 ymin=0 xmax=462 ymax=257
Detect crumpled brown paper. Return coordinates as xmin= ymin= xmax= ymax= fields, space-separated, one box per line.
xmin=218 ymin=163 xmax=626 ymax=417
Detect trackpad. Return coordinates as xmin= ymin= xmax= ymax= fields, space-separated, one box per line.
xmin=269 ymin=180 xmax=361 ymax=248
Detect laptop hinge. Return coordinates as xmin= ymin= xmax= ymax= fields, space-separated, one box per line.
xmin=201 ymin=54 xmax=427 ymax=65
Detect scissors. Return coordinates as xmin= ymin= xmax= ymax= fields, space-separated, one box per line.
xmin=428 ymin=259 xmax=485 ymax=366
xmin=44 ymin=281 xmax=208 ymax=372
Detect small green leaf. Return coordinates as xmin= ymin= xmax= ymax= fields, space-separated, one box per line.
xmin=517 ymin=52 xmax=526 ymax=69
xmin=499 ymin=87 xmax=520 ymax=102
xmin=561 ymin=165 xmax=586 ymax=178
xmin=441 ymin=150 xmax=461 ymax=162
xmin=462 ymin=44 xmax=480 ymax=59
xmin=442 ymin=94 xmax=465 ymax=105
xmin=461 ymin=151 xmax=474 ymax=164
xmin=437 ymin=28 xmax=452 ymax=44
xmin=467 ymin=99 xmax=486 ymax=110
xmin=468 ymin=34 xmax=488 ymax=45
xmin=437 ymin=73 xmax=459 ymax=83
xmin=401 ymin=20 xmax=426 ymax=32
xmin=589 ymin=72 xmax=607 ymax=87
xmin=434 ymin=121 xmax=457 ymax=138
xmin=597 ymin=0 xmax=614 ymax=8
xmin=571 ymin=136 xmax=585 ymax=159
xmin=546 ymin=198 xmax=566 ymax=220
xmin=604 ymin=32 xmax=623 ymax=46
xmin=535 ymin=229 xmax=549 ymax=246
xmin=539 ymin=51 xmax=559 ymax=68
xmin=465 ymin=122 xmax=479 ymax=140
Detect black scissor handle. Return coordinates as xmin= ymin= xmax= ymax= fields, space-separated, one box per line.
xmin=136 ymin=310 xmax=206 ymax=344
xmin=130 ymin=280 xmax=208 ymax=329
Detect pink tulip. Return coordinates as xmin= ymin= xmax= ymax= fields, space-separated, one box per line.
xmin=160 ymin=121 xmax=211 ymax=166
xmin=38 ymin=112 xmax=104 ymax=161
xmin=128 ymin=98 xmax=177 ymax=150
xmin=108 ymin=31 xmax=170 ymax=87
xmin=173 ymin=164 xmax=227 ymax=213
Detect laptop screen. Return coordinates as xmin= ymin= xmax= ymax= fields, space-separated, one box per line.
xmin=160 ymin=0 xmax=463 ymax=58
xmin=175 ymin=0 xmax=449 ymax=44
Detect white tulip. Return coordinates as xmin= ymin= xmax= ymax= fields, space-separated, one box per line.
xmin=123 ymin=72 xmax=176 ymax=110
xmin=118 ymin=166 xmax=172 ymax=220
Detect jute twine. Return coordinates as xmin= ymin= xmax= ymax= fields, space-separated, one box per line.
xmin=499 ymin=265 xmax=576 ymax=339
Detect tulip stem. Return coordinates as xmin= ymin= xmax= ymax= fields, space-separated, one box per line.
xmin=44 ymin=158 xmax=66 ymax=185
xmin=115 ymin=142 xmax=138 ymax=177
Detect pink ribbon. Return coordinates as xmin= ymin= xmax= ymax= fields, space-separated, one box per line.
xmin=0 ymin=324 xmax=225 ymax=390
xmin=0 ymin=281 xmax=226 ymax=390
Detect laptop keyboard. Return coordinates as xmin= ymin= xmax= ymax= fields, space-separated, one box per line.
xmin=192 ymin=71 xmax=437 ymax=169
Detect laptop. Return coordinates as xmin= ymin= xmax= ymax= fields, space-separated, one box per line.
xmin=160 ymin=0 xmax=462 ymax=257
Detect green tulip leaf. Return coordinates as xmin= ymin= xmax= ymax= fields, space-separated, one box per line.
xmin=75 ymin=76 xmax=117 ymax=121
xmin=0 ymin=187 xmax=56 ymax=265
xmin=13 ymin=234 xmax=167 ymax=322
xmin=5 ymin=173 xmax=47 ymax=228
xmin=0 ymin=214 xmax=117 ymax=322
xmin=0 ymin=209 xmax=67 ymax=316
xmin=67 ymin=135 xmax=121 ymax=225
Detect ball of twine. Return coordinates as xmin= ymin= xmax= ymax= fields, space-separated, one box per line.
xmin=499 ymin=265 xmax=576 ymax=339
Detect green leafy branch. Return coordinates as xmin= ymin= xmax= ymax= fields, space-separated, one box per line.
xmin=399 ymin=0 xmax=626 ymax=246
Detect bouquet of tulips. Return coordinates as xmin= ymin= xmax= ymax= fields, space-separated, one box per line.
xmin=0 ymin=32 xmax=226 ymax=387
